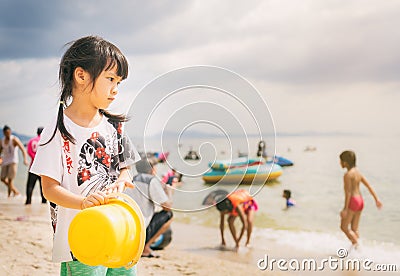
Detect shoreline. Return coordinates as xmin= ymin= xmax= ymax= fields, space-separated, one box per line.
xmin=1 ymin=195 xmax=398 ymax=275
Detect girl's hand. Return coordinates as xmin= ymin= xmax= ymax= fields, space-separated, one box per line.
xmin=376 ymin=199 xmax=383 ymax=209
xmin=104 ymin=180 xmax=134 ymax=195
xmin=81 ymin=191 xmax=109 ymax=209
xmin=340 ymin=209 xmax=347 ymax=219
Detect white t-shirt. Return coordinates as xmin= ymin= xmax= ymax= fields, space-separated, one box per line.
xmin=1 ymin=135 xmax=19 ymax=166
xmin=124 ymin=174 xmax=169 ymax=227
xmin=30 ymin=114 xmax=140 ymax=263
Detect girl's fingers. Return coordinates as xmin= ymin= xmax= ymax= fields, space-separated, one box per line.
xmin=87 ymin=196 xmax=100 ymax=206
xmin=89 ymin=192 xmax=106 ymax=205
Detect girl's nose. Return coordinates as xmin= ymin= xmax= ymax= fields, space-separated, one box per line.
xmin=111 ymin=86 xmax=118 ymax=95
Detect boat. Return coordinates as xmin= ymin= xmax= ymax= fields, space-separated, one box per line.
xmin=270 ymin=156 xmax=293 ymax=167
xmin=203 ymin=158 xmax=283 ymax=184
xmin=184 ymin=150 xmax=200 ymax=160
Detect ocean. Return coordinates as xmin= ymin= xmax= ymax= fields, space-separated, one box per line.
xmin=4 ymin=134 xmax=400 ymax=266
xmin=150 ymin=134 xmax=400 ymax=265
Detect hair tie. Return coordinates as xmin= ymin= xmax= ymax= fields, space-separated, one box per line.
xmin=59 ymin=101 xmax=64 ymax=105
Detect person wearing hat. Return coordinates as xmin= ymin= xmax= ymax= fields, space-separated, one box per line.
xmin=25 ymin=127 xmax=47 ymax=204
xmin=125 ymin=158 xmax=173 ymax=258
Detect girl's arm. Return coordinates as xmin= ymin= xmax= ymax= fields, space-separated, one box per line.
xmin=228 ymin=207 xmax=247 ymax=249
xmin=361 ymin=174 xmax=383 ymax=209
xmin=220 ymin=212 xmax=226 ymax=246
xmin=341 ymin=174 xmax=351 ymax=218
xmin=41 ymin=175 xmax=108 ymax=209
xmin=343 ymin=174 xmax=351 ymax=210
xmin=235 ymin=206 xmax=247 ymax=245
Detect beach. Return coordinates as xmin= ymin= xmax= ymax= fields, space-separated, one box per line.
xmin=0 ymin=196 xmax=264 ymax=276
xmin=2 ymin=134 xmax=400 ymax=275
xmin=2 ymin=195 xmax=399 ymax=276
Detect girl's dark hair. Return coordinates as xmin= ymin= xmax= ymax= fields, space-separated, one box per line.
xmin=340 ymin=150 xmax=356 ymax=168
xmin=42 ymin=36 xmax=129 ymax=145
xmin=283 ymin=189 xmax=291 ymax=199
xmin=216 ymin=198 xmax=233 ymax=212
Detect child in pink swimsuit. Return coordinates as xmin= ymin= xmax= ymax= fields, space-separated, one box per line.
xmin=349 ymin=195 xmax=364 ymax=212
xmin=339 ymin=150 xmax=382 ymax=248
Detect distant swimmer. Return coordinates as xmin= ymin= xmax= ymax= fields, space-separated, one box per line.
xmin=282 ymin=189 xmax=295 ymax=209
xmin=339 ymin=150 xmax=382 ymax=249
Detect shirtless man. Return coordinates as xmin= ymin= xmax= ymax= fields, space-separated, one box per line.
xmin=339 ymin=150 xmax=382 ymax=248
xmin=0 ymin=125 xmax=29 ymax=197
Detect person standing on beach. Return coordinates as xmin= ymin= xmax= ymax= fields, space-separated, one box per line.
xmin=25 ymin=127 xmax=46 ymax=204
xmin=30 ymin=36 xmax=140 ymax=275
xmin=339 ymin=150 xmax=382 ymax=249
xmin=0 ymin=125 xmax=29 ymax=197
xmin=256 ymin=140 xmax=267 ymax=158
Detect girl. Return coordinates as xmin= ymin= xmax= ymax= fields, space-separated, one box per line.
xmin=31 ymin=36 xmax=140 ymax=275
xmin=339 ymin=150 xmax=382 ymax=249
xmin=216 ymin=189 xmax=258 ymax=251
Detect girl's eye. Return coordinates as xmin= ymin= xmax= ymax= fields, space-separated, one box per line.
xmin=108 ymin=77 xmax=114 ymax=82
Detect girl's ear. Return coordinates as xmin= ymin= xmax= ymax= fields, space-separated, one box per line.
xmin=74 ymin=67 xmax=90 ymax=86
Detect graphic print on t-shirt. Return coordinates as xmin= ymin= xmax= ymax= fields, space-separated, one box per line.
xmin=77 ymin=131 xmax=119 ymax=196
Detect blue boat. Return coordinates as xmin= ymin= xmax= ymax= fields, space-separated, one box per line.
xmin=270 ymin=156 xmax=293 ymax=167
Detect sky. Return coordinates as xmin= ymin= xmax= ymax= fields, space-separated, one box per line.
xmin=1 ymin=0 xmax=400 ymax=141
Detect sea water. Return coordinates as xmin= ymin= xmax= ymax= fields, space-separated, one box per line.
xmin=5 ymin=134 xmax=400 ymax=266
xmin=153 ymin=134 xmax=400 ymax=266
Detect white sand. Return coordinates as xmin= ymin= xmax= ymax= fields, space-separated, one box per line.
xmin=1 ymin=196 xmax=394 ymax=275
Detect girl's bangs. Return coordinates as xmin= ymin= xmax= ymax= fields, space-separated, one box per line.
xmin=104 ymin=53 xmax=128 ymax=80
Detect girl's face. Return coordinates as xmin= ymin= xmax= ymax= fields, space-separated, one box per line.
xmin=89 ymin=66 xmax=123 ymax=110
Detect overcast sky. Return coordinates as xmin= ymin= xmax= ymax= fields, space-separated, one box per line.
xmin=1 ymin=0 xmax=399 ymax=141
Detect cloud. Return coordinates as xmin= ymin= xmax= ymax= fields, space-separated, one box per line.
xmin=1 ymin=0 xmax=400 ymax=137
xmin=2 ymin=0 xmax=400 ymax=85
xmin=0 ymin=0 xmax=190 ymax=59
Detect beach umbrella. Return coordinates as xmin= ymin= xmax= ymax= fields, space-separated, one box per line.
xmin=202 ymin=189 xmax=229 ymax=205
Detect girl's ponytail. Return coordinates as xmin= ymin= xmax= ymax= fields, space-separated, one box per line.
xmin=99 ymin=109 xmax=128 ymax=123
xmin=41 ymin=100 xmax=76 ymax=146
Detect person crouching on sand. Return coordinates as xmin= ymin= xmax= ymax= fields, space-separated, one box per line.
xmin=125 ymin=158 xmax=173 ymax=258
xmin=216 ymin=189 xmax=258 ymax=251
xmin=339 ymin=150 xmax=382 ymax=250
